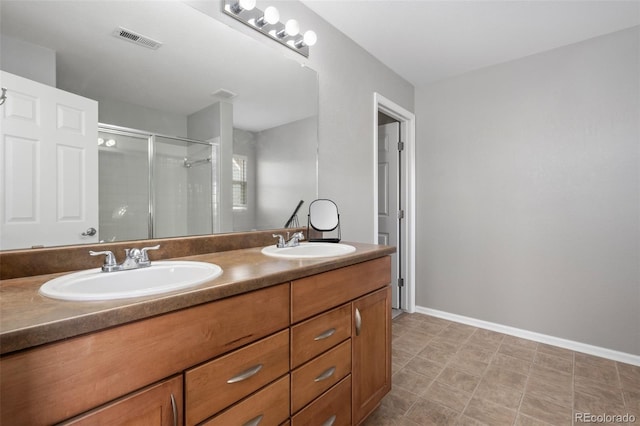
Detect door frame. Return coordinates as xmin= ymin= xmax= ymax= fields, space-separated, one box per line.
xmin=372 ymin=92 xmax=416 ymax=313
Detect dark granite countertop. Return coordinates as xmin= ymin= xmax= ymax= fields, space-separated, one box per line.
xmin=0 ymin=242 xmax=394 ymax=355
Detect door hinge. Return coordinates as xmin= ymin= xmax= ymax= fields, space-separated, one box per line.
xmin=398 ymin=141 xmax=405 ymax=151
xmin=398 ymin=209 xmax=405 ymax=220
xmin=398 ymin=277 xmax=405 ymax=288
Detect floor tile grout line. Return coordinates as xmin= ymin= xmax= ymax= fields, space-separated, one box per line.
xmin=514 ymin=348 xmax=532 ymax=426
xmin=450 ymin=327 xmax=502 ymax=426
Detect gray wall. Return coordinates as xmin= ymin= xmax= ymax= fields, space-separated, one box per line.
xmin=256 ymin=116 xmax=318 ymax=230
xmin=416 ymin=27 xmax=639 ymax=355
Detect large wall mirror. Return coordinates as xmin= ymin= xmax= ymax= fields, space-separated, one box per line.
xmin=0 ymin=0 xmax=318 ymax=250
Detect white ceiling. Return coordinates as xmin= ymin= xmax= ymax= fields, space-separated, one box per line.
xmin=301 ymin=0 xmax=640 ymax=89
xmin=0 ymin=0 xmax=317 ymax=132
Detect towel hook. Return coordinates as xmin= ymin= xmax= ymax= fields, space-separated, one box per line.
xmin=0 ymin=88 xmax=7 ymax=106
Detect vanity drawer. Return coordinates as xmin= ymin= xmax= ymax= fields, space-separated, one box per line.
xmin=185 ymin=329 xmax=290 ymax=425
xmin=291 ymin=303 xmax=351 ymax=369
xmin=201 ymin=374 xmax=290 ymax=426
xmin=291 ymin=257 xmax=391 ymax=323
xmin=291 ymin=339 xmax=351 ymax=414
xmin=291 ymin=375 xmax=352 ymax=426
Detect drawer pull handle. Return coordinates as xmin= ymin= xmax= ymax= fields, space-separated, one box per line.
xmin=227 ymin=364 xmax=263 ymax=384
xmin=314 ymin=328 xmax=336 ymax=341
xmin=355 ymin=308 xmax=362 ymax=336
xmin=314 ymin=366 xmax=336 ymax=382
xmin=170 ymin=394 xmax=178 ymax=426
xmin=322 ymin=415 xmax=337 ymax=426
xmin=243 ymin=414 xmax=264 ymax=426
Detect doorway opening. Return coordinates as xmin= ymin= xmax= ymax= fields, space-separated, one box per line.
xmin=373 ymin=93 xmax=416 ymax=315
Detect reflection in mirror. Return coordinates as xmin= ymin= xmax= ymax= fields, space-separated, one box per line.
xmin=0 ymin=0 xmax=318 ymax=250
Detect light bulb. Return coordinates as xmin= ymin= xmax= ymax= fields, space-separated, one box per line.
xmin=105 ymin=139 xmax=116 ymax=147
xmin=264 ymin=6 xmax=279 ymax=25
xmin=238 ymin=0 xmax=256 ymax=11
xmin=303 ymin=30 xmax=317 ymax=46
xmin=97 ymin=137 xmax=105 ymax=146
xmin=256 ymin=6 xmax=279 ymax=27
xmin=285 ymin=19 xmax=300 ymax=36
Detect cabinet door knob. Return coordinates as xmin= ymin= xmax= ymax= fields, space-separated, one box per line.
xmin=227 ymin=364 xmax=263 ymax=384
xmin=322 ymin=414 xmax=337 ymax=426
xmin=243 ymin=414 xmax=264 ymax=426
xmin=170 ymin=394 xmax=178 ymax=426
xmin=314 ymin=328 xmax=336 ymax=341
xmin=355 ymin=308 xmax=362 ymax=336
xmin=314 ymin=366 xmax=336 ymax=382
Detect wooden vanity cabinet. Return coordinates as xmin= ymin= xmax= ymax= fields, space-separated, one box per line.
xmin=0 ymin=255 xmax=391 ymax=426
xmin=0 ymin=284 xmax=289 ymax=426
xmin=290 ymin=256 xmax=391 ymax=426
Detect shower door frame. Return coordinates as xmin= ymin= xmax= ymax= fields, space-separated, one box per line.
xmin=98 ymin=123 xmax=218 ymax=240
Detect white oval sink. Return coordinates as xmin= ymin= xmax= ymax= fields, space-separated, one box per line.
xmin=39 ymin=261 xmax=223 ymax=301
xmin=261 ymin=242 xmax=356 ymax=259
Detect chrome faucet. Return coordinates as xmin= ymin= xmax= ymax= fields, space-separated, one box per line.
xmin=272 ymin=232 xmax=305 ymax=248
xmin=90 ymin=245 xmax=160 ymax=272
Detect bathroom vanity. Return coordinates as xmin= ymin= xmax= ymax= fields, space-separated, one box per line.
xmin=0 ymin=232 xmax=393 ymax=426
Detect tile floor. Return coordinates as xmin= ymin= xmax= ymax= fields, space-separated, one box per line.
xmin=364 ymin=313 xmax=640 ymax=426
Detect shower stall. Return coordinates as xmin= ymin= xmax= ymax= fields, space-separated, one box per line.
xmin=97 ymin=124 xmax=219 ymax=243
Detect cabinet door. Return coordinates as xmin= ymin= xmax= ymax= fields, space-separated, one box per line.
xmin=61 ymin=375 xmax=182 ymax=426
xmin=351 ymin=287 xmax=391 ymax=425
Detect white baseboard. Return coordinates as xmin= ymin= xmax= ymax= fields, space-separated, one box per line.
xmin=415 ymin=306 xmax=640 ymax=367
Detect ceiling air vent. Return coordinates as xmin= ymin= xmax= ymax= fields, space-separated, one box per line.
xmin=211 ymin=89 xmax=238 ymax=100
xmin=113 ymin=27 xmax=162 ymax=50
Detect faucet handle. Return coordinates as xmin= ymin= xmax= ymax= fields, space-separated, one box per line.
xmin=272 ymin=234 xmax=285 ymax=248
xmin=89 ymin=250 xmax=117 ymax=268
xmin=140 ymin=245 xmax=160 ymax=262
xmin=124 ymin=248 xmax=142 ymax=260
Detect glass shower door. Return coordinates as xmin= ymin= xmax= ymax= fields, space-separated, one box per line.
xmin=153 ymin=136 xmax=219 ymax=238
xmin=97 ymin=130 xmax=150 ymax=243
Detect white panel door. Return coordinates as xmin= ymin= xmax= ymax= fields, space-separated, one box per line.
xmin=0 ymin=71 xmax=98 ymax=249
xmin=378 ymin=122 xmax=400 ymax=308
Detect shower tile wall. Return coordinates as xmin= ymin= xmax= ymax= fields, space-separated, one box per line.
xmin=98 ymin=134 xmax=149 ymax=243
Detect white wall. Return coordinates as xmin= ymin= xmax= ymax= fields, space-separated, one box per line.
xmin=188 ymin=102 xmax=234 ymax=232
xmin=0 ymin=35 xmax=55 ymax=86
xmin=233 ymin=128 xmax=258 ymax=231
xmin=416 ymin=27 xmax=639 ymax=355
xmin=95 ymin=97 xmax=187 ymax=137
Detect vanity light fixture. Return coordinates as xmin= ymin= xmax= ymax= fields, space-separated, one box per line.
xmin=222 ymin=0 xmax=316 ymax=57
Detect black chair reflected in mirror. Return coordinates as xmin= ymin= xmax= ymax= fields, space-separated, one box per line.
xmin=307 ymin=199 xmax=341 ymax=242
